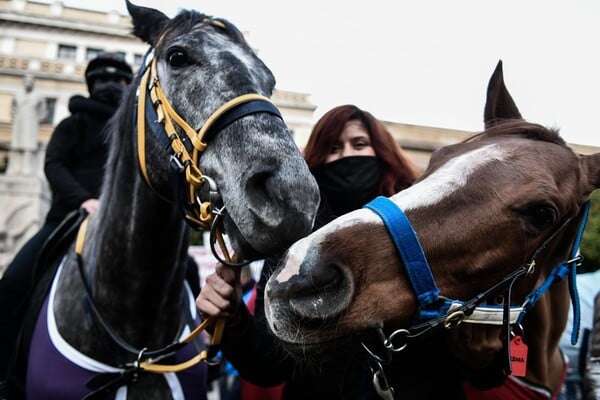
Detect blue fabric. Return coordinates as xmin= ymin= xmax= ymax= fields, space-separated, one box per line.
xmin=364 ymin=197 xmax=440 ymax=310
xmin=559 ymin=269 xmax=600 ymax=398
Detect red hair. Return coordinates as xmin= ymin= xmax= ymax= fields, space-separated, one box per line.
xmin=303 ymin=104 xmax=420 ymax=196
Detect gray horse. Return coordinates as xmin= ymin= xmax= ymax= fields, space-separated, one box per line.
xmin=14 ymin=1 xmax=319 ymax=399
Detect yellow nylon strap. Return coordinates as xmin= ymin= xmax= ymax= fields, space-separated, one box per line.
xmin=139 ymin=316 xmax=225 ymax=373
xmin=135 ymin=227 xmax=235 ymax=374
xmin=140 ymin=350 xmax=208 ymax=373
xmin=137 ymin=57 xmax=280 ymax=227
xmin=136 ymin=66 xmax=153 ymax=194
xmin=75 ymin=215 xmax=90 ymax=256
xmin=209 ymin=226 xmax=235 ymax=353
xmin=150 ymin=58 xmax=204 ymax=154
xmin=147 ymin=58 xmax=209 ymax=211
xmin=205 ymin=18 xmax=226 ymax=29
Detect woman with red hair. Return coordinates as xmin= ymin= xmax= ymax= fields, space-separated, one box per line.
xmin=304 ymin=104 xmax=419 ymax=219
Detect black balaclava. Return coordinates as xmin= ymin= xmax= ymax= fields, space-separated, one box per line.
xmin=90 ymin=80 xmax=124 ymax=108
xmin=312 ymin=155 xmax=382 ymax=216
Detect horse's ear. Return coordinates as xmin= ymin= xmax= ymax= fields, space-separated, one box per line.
xmin=126 ymin=1 xmax=169 ymax=46
xmin=582 ymin=153 xmax=600 ymax=191
xmin=484 ymin=60 xmax=523 ymax=129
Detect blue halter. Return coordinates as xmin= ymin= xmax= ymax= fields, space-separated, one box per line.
xmin=364 ymin=197 xmax=442 ymax=319
xmin=364 ymin=196 xmax=589 ymax=344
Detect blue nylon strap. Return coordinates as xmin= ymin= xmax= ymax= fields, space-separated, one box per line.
xmin=518 ymin=263 xmax=570 ymax=321
xmin=568 ymin=201 xmax=589 ymax=344
xmin=364 ymin=196 xmax=440 ymax=310
xmin=516 ymin=201 xmax=589 ymax=345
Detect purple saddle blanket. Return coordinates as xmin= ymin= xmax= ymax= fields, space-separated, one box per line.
xmin=26 ymin=259 xmax=208 ymax=399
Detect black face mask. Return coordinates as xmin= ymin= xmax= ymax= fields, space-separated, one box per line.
xmin=313 ymin=156 xmax=382 ymax=216
xmin=91 ymin=81 xmax=124 ymax=107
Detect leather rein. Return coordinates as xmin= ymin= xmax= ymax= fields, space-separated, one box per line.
xmin=72 ymin=21 xmax=285 ymax=397
xmin=360 ymin=196 xmax=589 ymax=399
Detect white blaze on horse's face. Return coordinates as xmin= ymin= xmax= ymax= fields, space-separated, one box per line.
xmin=394 ymin=144 xmax=507 ymax=211
xmin=274 ymin=144 xmax=508 ymax=283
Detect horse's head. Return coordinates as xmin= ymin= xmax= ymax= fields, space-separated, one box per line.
xmin=265 ymin=61 xmax=600 ymax=359
xmin=123 ymin=1 xmax=319 ymax=258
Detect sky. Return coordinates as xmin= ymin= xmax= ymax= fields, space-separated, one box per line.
xmin=43 ymin=1 xmax=600 ymax=147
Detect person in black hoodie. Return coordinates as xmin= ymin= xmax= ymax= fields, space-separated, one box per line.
xmin=0 ymin=52 xmax=132 ymax=387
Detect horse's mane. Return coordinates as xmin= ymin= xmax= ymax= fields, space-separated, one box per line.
xmin=465 ymin=119 xmax=565 ymax=147
xmin=100 ymin=78 xmax=138 ymax=194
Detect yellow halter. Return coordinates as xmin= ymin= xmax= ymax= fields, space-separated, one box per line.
xmin=136 ymin=54 xmax=281 ymax=230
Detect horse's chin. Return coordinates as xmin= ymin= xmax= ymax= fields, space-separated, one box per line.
xmin=223 ymin=216 xmax=299 ymax=260
xmin=275 ymin=335 xmax=357 ymax=364
xmin=230 ymin=236 xmax=263 ymax=261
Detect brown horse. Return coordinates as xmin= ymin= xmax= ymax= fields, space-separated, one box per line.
xmin=264 ymin=61 xmax=600 ymax=398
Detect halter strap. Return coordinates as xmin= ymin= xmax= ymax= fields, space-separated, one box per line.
xmin=363 ymin=196 xmax=589 ymax=343
xmin=364 ymin=196 xmax=440 ymax=312
xmin=74 ymin=215 xmax=226 ymax=374
xmin=516 ymin=201 xmax=589 ymax=344
xmin=135 ymin=55 xmax=282 ymax=230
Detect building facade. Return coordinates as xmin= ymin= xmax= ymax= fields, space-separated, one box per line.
xmin=0 ymin=0 xmax=319 ymax=164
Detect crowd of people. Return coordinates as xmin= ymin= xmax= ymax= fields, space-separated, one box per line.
xmin=1 ymin=54 xmax=599 ymax=399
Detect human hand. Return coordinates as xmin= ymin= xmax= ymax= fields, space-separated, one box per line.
xmin=446 ymin=323 xmax=503 ymax=369
xmin=81 ymin=198 xmax=100 ymax=215
xmin=196 ymin=262 xmax=243 ymax=322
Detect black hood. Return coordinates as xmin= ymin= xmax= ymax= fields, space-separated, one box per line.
xmin=68 ymin=95 xmax=117 ymax=120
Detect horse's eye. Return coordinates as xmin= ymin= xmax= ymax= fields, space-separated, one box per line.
xmin=523 ymin=205 xmax=557 ymax=231
xmin=167 ymin=49 xmax=189 ymax=68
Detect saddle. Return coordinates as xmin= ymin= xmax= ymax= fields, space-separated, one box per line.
xmin=6 ymin=209 xmax=88 ymax=399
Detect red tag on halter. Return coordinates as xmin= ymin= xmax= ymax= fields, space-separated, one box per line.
xmin=509 ymin=335 xmax=528 ymax=377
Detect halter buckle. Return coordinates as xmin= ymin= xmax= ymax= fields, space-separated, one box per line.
xmin=170 ymin=154 xmax=185 ymax=172
xmin=443 ymin=310 xmax=465 ymax=329
xmin=566 ymin=254 xmax=583 ymax=266
xmin=525 ymin=260 xmax=536 ymax=275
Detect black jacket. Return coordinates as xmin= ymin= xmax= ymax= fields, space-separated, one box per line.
xmin=44 ymin=95 xmax=116 ymax=223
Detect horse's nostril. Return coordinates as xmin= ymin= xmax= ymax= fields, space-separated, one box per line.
xmin=288 ymin=264 xmax=352 ymax=320
xmin=246 ymin=170 xmax=280 ymax=220
xmin=309 ymin=263 xmax=343 ymax=289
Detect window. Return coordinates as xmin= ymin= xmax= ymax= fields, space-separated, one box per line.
xmin=41 ymin=98 xmax=56 ymax=125
xmin=86 ymin=48 xmax=103 ymax=61
xmin=134 ymin=53 xmax=144 ymax=67
xmin=113 ymin=51 xmax=126 ymax=60
xmin=57 ymin=44 xmax=76 ymax=60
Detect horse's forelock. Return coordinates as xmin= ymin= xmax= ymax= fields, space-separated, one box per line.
xmin=154 ymin=10 xmax=248 ymax=57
